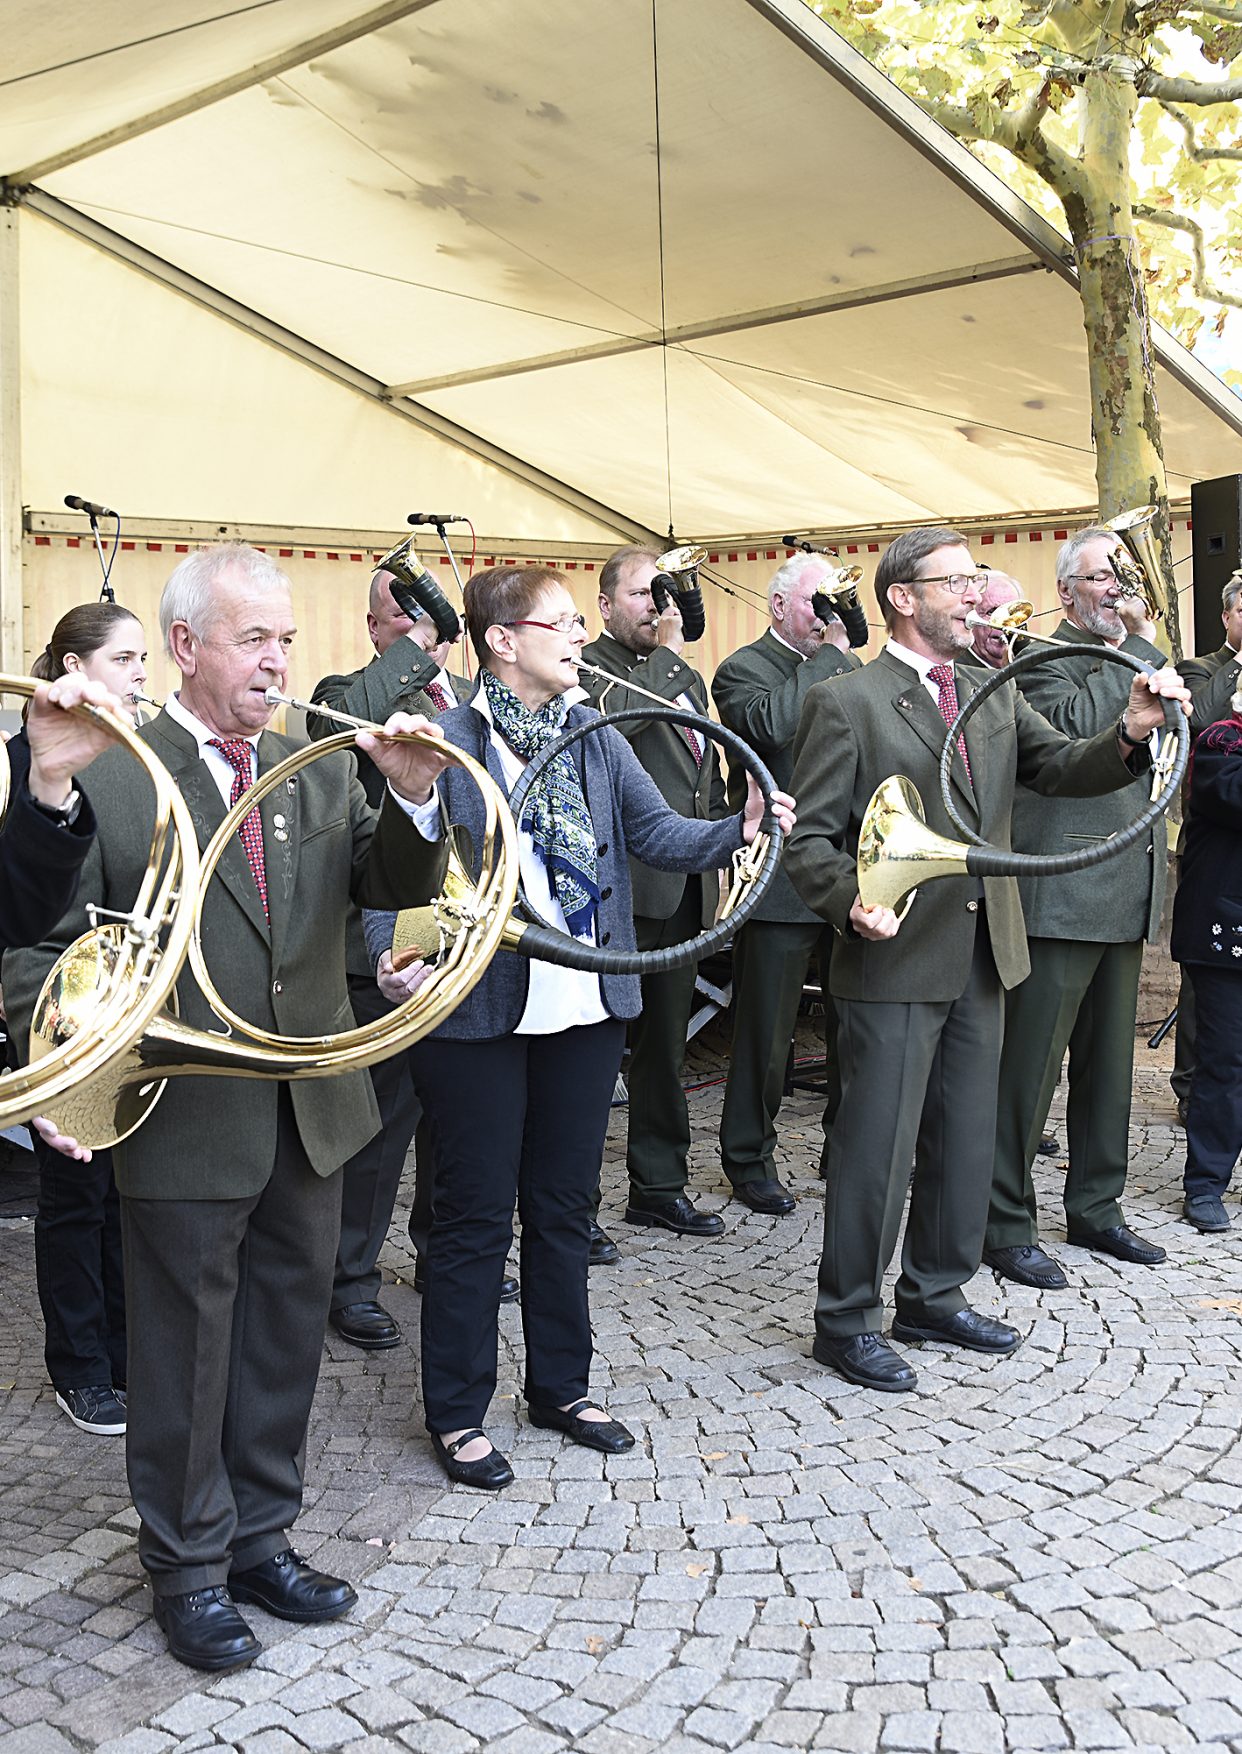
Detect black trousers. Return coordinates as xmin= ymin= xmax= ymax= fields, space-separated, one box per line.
xmin=121 ymin=1093 xmax=341 ymax=1596
xmin=719 ymin=918 xmax=839 ymax=1186
xmin=1184 ymin=965 xmax=1242 ymax=1199
xmin=409 ymin=1019 xmax=626 ymax=1432
xmin=817 ymin=925 xmax=1002 ymax=1337
xmin=34 ymin=1138 xmax=126 ymax=1392
xmin=626 ymin=881 xmax=702 ymax=1200
xmin=333 ymin=972 xmax=421 ymax=1309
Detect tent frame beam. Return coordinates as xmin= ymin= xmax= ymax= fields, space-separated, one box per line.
xmin=384 ymin=254 xmax=1046 ymax=398
xmin=0 ymin=206 xmax=22 ymax=674
xmin=4 ymin=0 xmax=444 ymax=186
xmin=21 ymin=189 xmax=661 ymax=547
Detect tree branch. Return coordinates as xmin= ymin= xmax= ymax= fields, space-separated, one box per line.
xmin=1159 ymin=100 xmax=1242 ymax=160
xmin=916 ymin=92 xmax=1085 ymax=200
xmin=1139 ymin=71 xmax=1242 ymax=104
xmin=1134 ymin=204 xmax=1242 ymax=308
xmin=1136 ymin=0 xmax=1242 ymax=19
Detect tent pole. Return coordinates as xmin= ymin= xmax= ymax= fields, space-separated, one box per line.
xmin=0 ymin=206 xmax=22 ymax=675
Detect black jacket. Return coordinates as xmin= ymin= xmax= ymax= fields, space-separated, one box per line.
xmin=1171 ymin=716 xmax=1242 ymax=969
xmin=0 ymin=728 xmax=97 ymax=957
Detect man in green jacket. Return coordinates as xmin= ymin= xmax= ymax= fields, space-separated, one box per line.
xmin=711 ymin=553 xmax=861 ymax=1210
xmin=986 ymin=526 xmax=1171 ymax=1289
xmin=4 ymin=546 xmax=448 ymax=1673
xmin=579 ymin=546 xmax=728 ymax=1238
xmin=784 ymin=526 xmax=1188 ymax=1393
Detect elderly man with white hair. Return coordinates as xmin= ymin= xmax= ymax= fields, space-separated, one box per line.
xmin=711 ymin=550 xmax=864 ymax=1208
xmin=4 ymin=544 xmax=448 ymax=1673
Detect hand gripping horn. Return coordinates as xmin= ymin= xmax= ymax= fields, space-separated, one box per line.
xmin=857 ymin=641 xmax=1189 ymax=919
xmin=393 ymin=702 xmax=784 ymax=979
xmin=26 ymin=712 xmax=519 ymax=1149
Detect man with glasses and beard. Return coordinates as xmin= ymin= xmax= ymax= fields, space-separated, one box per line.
xmin=784 ymin=527 xmax=1188 ymax=1393
xmin=984 ymin=526 xmax=1170 ymax=1288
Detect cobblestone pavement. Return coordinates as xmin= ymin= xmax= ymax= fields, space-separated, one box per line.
xmin=1 ymin=1025 xmax=1240 ymax=1754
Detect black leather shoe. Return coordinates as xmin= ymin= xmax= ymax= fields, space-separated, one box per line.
xmin=328 ymin=1301 xmax=401 ymax=1350
xmin=733 ymin=1177 xmax=796 ymax=1216
xmin=812 ymin=1331 xmax=916 ymax=1392
xmin=1176 ymin=1100 xmax=1189 ymax=1128
xmin=982 ymin=1243 xmax=1069 ymax=1290
xmin=1065 ymin=1223 xmax=1166 ymax=1265
xmin=152 ymin=1586 xmax=260 ymax=1672
xmin=1037 ymin=1133 xmax=1061 ymax=1157
xmin=589 ymin=1221 xmax=620 ymax=1265
xmin=229 ymin=1550 xmax=357 ymax=1623
xmin=430 ymin=1429 xmax=514 ymax=1490
xmin=624 ymin=1195 xmax=725 ymax=1237
xmin=891 ymin=1308 xmax=1022 ymax=1354
xmin=527 ymin=1397 xmax=636 ymax=1453
xmin=1184 ymin=1194 xmax=1230 ymax=1233
xmin=414 ymin=1264 xmax=520 ymax=1302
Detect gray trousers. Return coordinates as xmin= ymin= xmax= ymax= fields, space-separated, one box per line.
xmin=816 ymin=927 xmax=1002 ymax=1338
xmin=121 ymin=1094 xmax=341 ymax=1596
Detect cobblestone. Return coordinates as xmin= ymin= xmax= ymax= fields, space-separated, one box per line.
xmin=0 ymin=1031 xmax=1237 ymax=1750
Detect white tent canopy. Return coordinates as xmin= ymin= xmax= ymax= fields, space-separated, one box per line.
xmin=4 ymin=0 xmax=1241 ymax=661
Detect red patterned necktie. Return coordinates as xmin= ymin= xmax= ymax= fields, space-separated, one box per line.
xmin=927 ymin=664 xmax=973 ymax=785
xmin=208 ymin=738 xmax=269 ymax=919
xmin=425 ymin=681 xmax=452 ymax=714
xmin=678 ymin=721 xmax=704 ymax=766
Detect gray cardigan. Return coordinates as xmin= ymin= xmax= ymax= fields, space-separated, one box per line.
xmin=363 ymin=697 xmax=746 ymax=1040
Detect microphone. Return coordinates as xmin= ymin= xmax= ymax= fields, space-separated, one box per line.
xmin=406 ymin=512 xmax=468 ymax=526
xmin=783 ymin=533 xmax=832 ymax=555
xmin=65 ymin=494 xmax=117 ymax=519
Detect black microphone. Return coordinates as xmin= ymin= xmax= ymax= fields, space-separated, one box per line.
xmin=783 ymin=533 xmax=833 ymax=555
xmin=65 ymin=494 xmax=116 ymax=519
xmin=406 ymin=512 xmax=468 ymax=526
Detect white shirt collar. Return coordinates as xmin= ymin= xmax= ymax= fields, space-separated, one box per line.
xmin=768 ymin=626 xmax=803 ymax=658
xmin=885 ymin=636 xmax=949 ymax=681
xmin=164 ymin=691 xmax=262 ymax=751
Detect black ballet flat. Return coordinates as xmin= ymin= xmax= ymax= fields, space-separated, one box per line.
xmin=527 ymin=1397 xmax=635 ymax=1454
xmin=429 ymin=1428 xmax=514 ymax=1490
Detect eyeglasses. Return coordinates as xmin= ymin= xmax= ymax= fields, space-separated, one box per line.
xmin=501 ymin=613 xmax=587 ymax=634
xmin=902 ymin=573 xmax=989 ymax=595
xmin=1066 ymin=570 xmax=1118 ymax=585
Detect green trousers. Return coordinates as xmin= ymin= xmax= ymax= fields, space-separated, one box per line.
xmin=719 ymin=918 xmax=839 ymax=1186
xmin=988 ymin=935 xmax=1143 ymax=1248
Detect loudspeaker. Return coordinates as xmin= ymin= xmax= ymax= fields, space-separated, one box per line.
xmin=1191 ymin=474 xmax=1242 ymax=655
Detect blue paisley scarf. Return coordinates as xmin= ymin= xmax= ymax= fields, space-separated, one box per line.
xmin=481 ymin=668 xmax=600 ymax=936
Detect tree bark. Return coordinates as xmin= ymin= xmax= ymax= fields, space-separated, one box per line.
xmin=1063 ymin=62 xmax=1179 ymax=657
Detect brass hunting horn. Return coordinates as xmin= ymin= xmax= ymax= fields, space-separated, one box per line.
xmin=26 ymin=711 xmax=519 ymax=1149
xmin=856 ymin=640 xmax=1189 ymax=919
xmin=0 ymin=678 xmax=202 ymax=1132
xmin=1106 ymin=504 xmax=1166 ymax=623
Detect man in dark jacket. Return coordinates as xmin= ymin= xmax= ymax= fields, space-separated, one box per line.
xmin=1169 ymin=571 xmax=1242 ymax=1121
xmin=308 ymin=569 xmax=479 ymax=1349
xmin=711 ymin=553 xmax=860 ymax=1210
xmin=579 ymin=546 xmax=728 ymax=1239
xmin=986 ymin=526 xmax=1170 ymax=1290
xmin=4 ymin=546 xmax=446 ymax=1673
xmin=784 ymin=526 xmax=1188 ymax=1394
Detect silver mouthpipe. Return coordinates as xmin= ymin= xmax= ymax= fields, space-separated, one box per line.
xmin=573 ymin=659 xmax=678 ymax=711
xmin=263 ymin=686 xmax=374 ymax=731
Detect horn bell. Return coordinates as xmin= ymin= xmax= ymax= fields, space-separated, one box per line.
xmin=856 ymin=775 xmax=973 ymax=919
